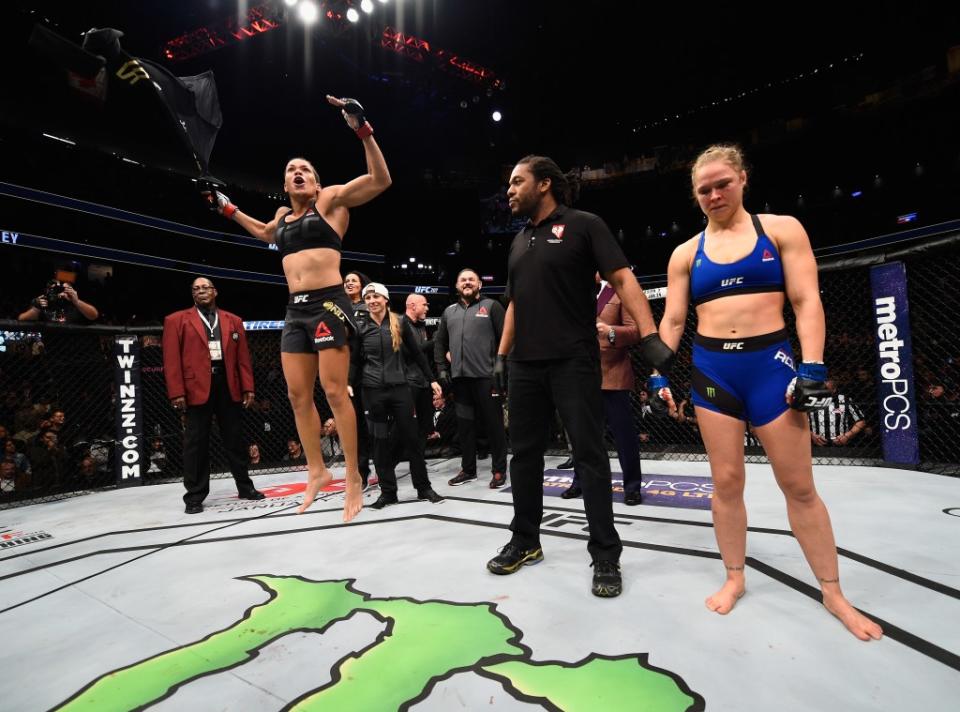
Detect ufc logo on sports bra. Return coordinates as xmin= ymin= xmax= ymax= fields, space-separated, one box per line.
xmin=722 ymin=342 xmax=744 ymax=350
xmin=720 ymin=277 xmax=744 ymax=287
xmin=293 ymin=295 xmax=309 ymax=304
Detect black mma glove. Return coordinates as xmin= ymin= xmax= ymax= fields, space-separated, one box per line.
xmin=787 ymin=362 xmax=831 ymax=412
xmin=438 ymin=369 xmax=452 ymax=392
xmin=492 ymin=354 xmax=508 ymax=396
xmin=341 ymin=97 xmax=374 ymax=139
xmin=639 ymin=334 xmax=675 ymax=376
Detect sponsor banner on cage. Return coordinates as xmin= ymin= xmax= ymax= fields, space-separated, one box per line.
xmin=516 ymin=471 xmax=712 ymax=510
xmin=870 ymin=262 xmax=919 ymax=465
xmin=114 ymin=336 xmax=145 ymax=486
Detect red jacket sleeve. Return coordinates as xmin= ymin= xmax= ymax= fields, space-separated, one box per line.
xmin=162 ymin=312 xmax=185 ymax=400
xmin=236 ymin=316 xmax=255 ymax=394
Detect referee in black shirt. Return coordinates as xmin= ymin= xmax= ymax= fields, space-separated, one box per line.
xmin=487 ymin=155 xmax=674 ymax=597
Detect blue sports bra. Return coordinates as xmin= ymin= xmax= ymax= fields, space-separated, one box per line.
xmin=274 ymin=202 xmax=342 ymax=258
xmin=689 ymin=215 xmax=785 ymax=306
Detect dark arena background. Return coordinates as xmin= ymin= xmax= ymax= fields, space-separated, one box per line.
xmin=1 ymin=2 xmax=959 ymax=710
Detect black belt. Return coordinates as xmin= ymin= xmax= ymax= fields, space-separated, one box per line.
xmin=211 ymin=363 xmax=225 ymax=375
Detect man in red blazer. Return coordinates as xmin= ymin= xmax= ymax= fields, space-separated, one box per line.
xmin=163 ymin=277 xmax=262 ymax=513
xmin=561 ymin=275 xmax=645 ymax=505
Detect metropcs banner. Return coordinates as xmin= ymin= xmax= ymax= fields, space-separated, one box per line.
xmin=870 ymin=262 xmax=919 ymax=465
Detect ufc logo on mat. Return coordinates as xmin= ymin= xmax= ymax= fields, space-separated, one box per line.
xmin=293 ymin=295 xmax=309 ymax=304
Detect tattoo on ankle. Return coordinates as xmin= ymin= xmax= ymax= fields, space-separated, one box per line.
xmin=725 ymin=565 xmax=744 ymax=572
xmin=818 ymin=577 xmax=839 ymax=584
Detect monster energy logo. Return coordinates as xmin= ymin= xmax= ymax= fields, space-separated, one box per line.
xmin=53 ymin=577 xmax=703 ymax=711
xmin=706 ymin=386 xmax=716 ymax=398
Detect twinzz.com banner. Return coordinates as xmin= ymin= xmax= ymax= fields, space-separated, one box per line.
xmin=870 ymin=262 xmax=919 ymax=465
xmin=114 ymin=336 xmax=144 ymax=486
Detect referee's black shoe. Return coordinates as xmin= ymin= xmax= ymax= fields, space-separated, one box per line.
xmin=486 ymin=542 xmax=544 ymax=575
xmin=591 ymin=559 xmax=622 ymax=598
xmin=371 ymin=493 xmax=399 ymax=509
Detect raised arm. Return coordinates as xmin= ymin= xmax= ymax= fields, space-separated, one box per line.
xmin=326 ymin=95 xmax=392 ymax=209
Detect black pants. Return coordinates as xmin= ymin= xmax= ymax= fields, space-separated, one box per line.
xmin=507 ymin=351 xmax=622 ymax=562
xmin=363 ymin=385 xmax=432 ymax=497
xmin=452 ymin=377 xmax=508 ymax=475
xmin=390 ymin=385 xmax=434 ymax=465
xmin=351 ymin=389 xmax=371 ymax=478
xmin=183 ymin=370 xmax=255 ymax=505
xmin=571 ymin=390 xmax=643 ymax=495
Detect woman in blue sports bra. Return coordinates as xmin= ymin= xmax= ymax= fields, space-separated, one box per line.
xmin=204 ymin=96 xmax=391 ymax=524
xmin=656 ymin=144 xmax=882 ymax=641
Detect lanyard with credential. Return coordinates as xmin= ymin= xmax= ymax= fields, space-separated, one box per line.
xmin=196 ymin=308 xmax=219 ymax=338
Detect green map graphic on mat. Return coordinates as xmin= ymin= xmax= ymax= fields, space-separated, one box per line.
xmin=55 ymin=575 xmax=704 ymax=711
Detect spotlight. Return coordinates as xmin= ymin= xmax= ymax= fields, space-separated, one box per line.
xmin=492 ymin=110 xmax=502 ymax=122
xmin=298 ymin=1 xmax=319 ymax=24
xmin=361 ymin=0 xmax=374 ymax=12
xmin=284 ymin=0 xmax=298 ymax=6
xmin=346 ymin=8 xmax=359 ymax=22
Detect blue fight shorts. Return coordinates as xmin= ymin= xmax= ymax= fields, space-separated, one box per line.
xmin=690 ymin=329 xmax=796 ymax=426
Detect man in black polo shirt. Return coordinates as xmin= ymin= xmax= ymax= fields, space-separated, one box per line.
xmin=434 ymin=268 xmax=508 ymax=489
xmin=487 ymin=155 xmax=674 ymax=598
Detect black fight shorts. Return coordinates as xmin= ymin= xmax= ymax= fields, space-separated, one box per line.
xmin=281 ymin=285 xmax=357 ymax=353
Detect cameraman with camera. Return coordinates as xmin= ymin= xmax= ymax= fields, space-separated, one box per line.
xmin=18 ymin=277 xmax=98 ymax=323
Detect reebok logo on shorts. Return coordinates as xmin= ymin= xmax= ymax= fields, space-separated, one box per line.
xmin=314 ymin=322 xmax=334 ymax=343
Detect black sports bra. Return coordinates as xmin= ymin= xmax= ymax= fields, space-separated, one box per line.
xmin=274 ymin=202 xmax=342 ymax=258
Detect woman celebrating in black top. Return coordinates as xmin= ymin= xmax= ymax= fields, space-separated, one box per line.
xmin=205 ymin=96 xmax=390 ymax=522
xmin=351 ymin=283 xmax=443 ymax=508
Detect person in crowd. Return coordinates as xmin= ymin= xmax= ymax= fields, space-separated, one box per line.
xmin=808 ymin=380 xmax=866 ymax=447
xmin=18 ymin=275 xmax=98 ymax=323
xmin=283 ymin=437 xmax=306 ymax=464
xmin=248 ymin=443 xmax=263 ymax=467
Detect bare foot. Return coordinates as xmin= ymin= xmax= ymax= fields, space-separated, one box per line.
xmin=823 ymin=592 xmax=883 ymax=641
xmin=296 ymin=467 xmax=332 ymax=514
xmin=705 ymin=580 xmax=745 ymax=614
xmin=342 ymin=472 xmax=363 ymax=523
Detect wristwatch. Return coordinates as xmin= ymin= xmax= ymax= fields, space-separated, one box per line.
xmin=607 ymin=329 xmax=616 ymax=345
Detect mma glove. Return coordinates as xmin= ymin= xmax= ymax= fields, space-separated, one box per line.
xmin=639 ymin=334 xmax=675 ymax=376
xmin=787 ymin=361 xmax=832 ymax=412
xmin=203 ymin=190 xmax=237 ymax=220
xmin=438 ymin=369 xmax=453 ymax=392
xmin=492 ymin=354 xmax=508 ymax=396
xmin=647 ymin=375 xmax=677 ymax=416
xmin=341 ymin=98 xmax=374 ymax=139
